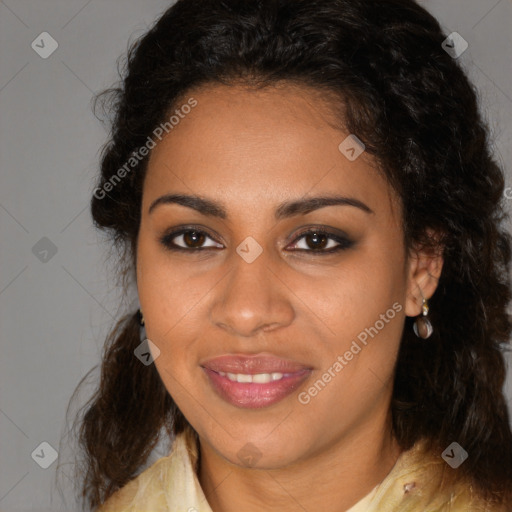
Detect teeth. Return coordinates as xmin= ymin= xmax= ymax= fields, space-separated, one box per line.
xmin=252 ymin=373 xmax=271 ymax=383
xmin=217 ymin=371 xmax=285 ymax=383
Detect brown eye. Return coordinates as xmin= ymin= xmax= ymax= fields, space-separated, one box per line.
xmin=182 ymin=230 xmax=206 ymax=248
xmin=303 ymin=232 xmax=329 ymax=250
xmin=160 ymin=227 xmax=223 ymax=251
xmin=288 ymin=228 xmax=354 ymax=253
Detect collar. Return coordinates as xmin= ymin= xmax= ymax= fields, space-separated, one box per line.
xmin=98 ymin=426 xmax=489 ymax=512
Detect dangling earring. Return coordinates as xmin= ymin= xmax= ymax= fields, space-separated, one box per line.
xmin=137 ymin=308 xmax=145 ymax=326
xmin=413 ymin=297 xmax=433 ymax=339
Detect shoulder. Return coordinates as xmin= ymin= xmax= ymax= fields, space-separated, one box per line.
xmin=97 ymin=427 xmax=210 ymax=512
xmin=368 ymin=440 xmax=510 ymax=512
xmin=96 ymin=455 xmax=174 ymax=512
xmin=440 ymin=481 xmax=509 ymax=512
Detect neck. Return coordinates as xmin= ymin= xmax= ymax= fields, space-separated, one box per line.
xmin=198 ymin=414 xmax=402 ymax=512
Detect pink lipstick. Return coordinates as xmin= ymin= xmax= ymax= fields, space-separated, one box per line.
xmin=201 ymin=354 xmax=312 ymax=408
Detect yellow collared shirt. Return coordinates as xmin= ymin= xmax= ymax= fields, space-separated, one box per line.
xmin=97 ymin=428 xmax=505 ymax=512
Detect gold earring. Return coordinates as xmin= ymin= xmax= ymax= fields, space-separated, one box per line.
xmin=413 ymin=298 xmax=433 ymax=339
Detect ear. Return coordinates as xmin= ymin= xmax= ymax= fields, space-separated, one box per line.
xmin=405 ymin=229 xmax=444 ymax=317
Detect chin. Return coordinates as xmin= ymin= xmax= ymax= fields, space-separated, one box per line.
xmin=198 ymin=424 xmax=310 ymax=470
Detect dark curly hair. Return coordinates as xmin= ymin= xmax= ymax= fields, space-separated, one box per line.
xmin=62 ymin=0 xmax=512 ymax=509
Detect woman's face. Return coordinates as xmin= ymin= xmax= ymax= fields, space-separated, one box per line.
xmin=136 ymin=83 xmax=437 ymax=468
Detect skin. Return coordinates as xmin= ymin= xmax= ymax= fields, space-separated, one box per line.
xmin=136 ymin=82 xmax=443 ymax=512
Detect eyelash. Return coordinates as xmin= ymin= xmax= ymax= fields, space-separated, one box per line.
xmin=159 ymin=225 xmax=354 ymax=255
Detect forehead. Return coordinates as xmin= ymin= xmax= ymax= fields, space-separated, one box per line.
xmin=143 ymin=83 xmax=400 ymax=222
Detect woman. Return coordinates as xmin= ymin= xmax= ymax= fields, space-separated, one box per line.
xmin=66 ymin=0 xmax=512 ymax=510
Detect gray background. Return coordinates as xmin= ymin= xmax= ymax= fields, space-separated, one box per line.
xmin=1 ymin=1 xmax=511 ymax=510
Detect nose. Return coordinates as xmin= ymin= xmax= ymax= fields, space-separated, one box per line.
xmin=210 ymin=248 xmax=295 ymax=338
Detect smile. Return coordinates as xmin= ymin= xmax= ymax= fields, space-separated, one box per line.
xmin=216 ymin=371 xmax=287 ymax=383
xmin=201 ymin=353 xmax=313 ymax=408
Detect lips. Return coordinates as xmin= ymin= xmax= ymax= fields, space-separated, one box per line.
xmin=201 ymin=354 xmax=311 ymax=374
xmin=201 ymin=354 xmax=313 ymax=408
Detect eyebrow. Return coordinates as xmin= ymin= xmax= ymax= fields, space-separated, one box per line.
xmin=148 ymin=193 xmax=374 ymax=219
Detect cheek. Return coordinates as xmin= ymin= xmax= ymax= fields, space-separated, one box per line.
xmin=300 ymin=295 xmax=404 ymax=432
xmin=136 ymin=237 xmax=220 ymax=397
xmin=315 ymin=246 xmax=406 ymax=397
xmin=320 ymin=249 xmax=405 ymax=338
xmin=137 ymin=234 xmax=200 ymax=334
